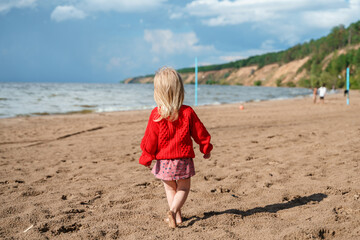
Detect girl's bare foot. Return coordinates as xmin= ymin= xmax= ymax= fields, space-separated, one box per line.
xmin=164 ymin=210 xmax=182 ymax=224
xmin=167 ymin=210 xmax=176 ymax=228
xmin=176 ymin=210 xmax=182 ymax=224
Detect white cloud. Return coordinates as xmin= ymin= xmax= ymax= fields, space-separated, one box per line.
xmin=51 ymin=5 xmax=86 ymax=22
xmin=219 ymin=55 xmax=245 ymax=62
xmin=184 ymin=0 xmax=360 ymax=45
xmin=51 ymin=0 xmax=166 ymax=22
xmin=167 ymin=5 xmax=186 ymax=20
xmin=144 ymin=29 xmax=215 ymax=56
xmin=81 ymin=0 xmax=166 ymax=12
xmin=185 ymin=0 xmax=348 ymax=26
xmin=0 ymin=0 xmax=38 ymax=13
xmin=256 ymin=23 xmax=303 ymax=45
xmin=169 ymin=12 xmax=183 ymax=20
xmin=303 ymin=0 xmax=360 ymax=28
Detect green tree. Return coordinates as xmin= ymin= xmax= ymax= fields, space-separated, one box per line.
xmin=310 ymin=75 xmax=320 ymax=88
xmin=298 ymin=78 xmax=311 ymax=88
xmin=319 ymin=71 xmax=336 ymax=88
xmin=353 ymin=48 xmax=360 ymax=65
xmin=286 ymin=81 xmax=296 ymax=87
xmin=310 ymin=61 xmax=322 ymax=76
xmin=164 ymin=20 xmax=360 ymax=87
xmin=254 ymin=80 xmax=262 ymax=86
xmin=350 ymin=75 xmax=360 ymax=89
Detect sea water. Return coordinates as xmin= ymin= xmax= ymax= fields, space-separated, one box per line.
xmin=0 ymin=82 xmax=312 ymax=118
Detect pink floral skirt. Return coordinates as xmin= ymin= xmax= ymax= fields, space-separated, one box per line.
xmin=151 ymin=158 xmax=195 ymax=181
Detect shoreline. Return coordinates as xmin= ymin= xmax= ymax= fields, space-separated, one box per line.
xmin=2 ymin=91 xmax=315 ymax=120
xmin=1 ymin=92 xmax=359 ymax=239
xmin=0 ymin=82 xmax=312 ymax=119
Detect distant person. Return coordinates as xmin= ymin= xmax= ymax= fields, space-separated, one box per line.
xmin=139 ymin=67 xmax=213 ymax=228
xmin=344 ymin=89 xmax=349 ymax=97
xmin=330 ymin=85 xmax=336 ymax=93
xmin=313 ymin=87 xmax=318 ymax=104
xmin=319 ymin=84 xmax=327 ymax=104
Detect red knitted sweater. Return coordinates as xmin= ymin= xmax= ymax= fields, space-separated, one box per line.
xmin=139 ymin=105 xmax=213 ymax=166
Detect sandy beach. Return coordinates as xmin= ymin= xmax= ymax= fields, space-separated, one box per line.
xmin=1 ymin=92 xmax=360 ymax=239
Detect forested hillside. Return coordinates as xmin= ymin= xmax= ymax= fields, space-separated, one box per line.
xmin=125 ymin=20 xmax=360 ymax=89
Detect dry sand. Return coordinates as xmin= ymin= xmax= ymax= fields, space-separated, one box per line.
xmin=1 ymin=92 xmax=360 ymax=239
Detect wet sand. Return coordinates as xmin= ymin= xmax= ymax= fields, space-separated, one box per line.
xmin=1 ymin=92 xmax=360 ymax=239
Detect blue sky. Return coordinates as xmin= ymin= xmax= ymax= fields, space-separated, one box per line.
xmin=0 ymin=0 xmax=359 ymax=83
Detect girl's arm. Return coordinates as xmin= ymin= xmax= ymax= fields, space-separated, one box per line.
xmin=139 ymin=109 xmax=159 ymax=166
xmin=189 ymin=108 xmax=213 ymax=156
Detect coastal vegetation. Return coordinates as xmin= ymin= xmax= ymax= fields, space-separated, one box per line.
xmin=125 ymin=20 xmax=360 ymax=89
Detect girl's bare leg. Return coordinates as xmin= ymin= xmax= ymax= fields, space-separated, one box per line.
xmin=169 ymin=178 xmax=191 ymax=220
xmin=162 ymin=180 xmax=182 ymax=224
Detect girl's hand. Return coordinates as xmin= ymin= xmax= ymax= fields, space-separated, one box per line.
xmin=145 ymin=165 xmax=151 ymax=169
xmin=203 ymin=153 xmax=211 ymax=159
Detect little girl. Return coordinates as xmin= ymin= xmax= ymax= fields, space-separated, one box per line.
xmin=139 ymin=67 xmax=213 ymax=228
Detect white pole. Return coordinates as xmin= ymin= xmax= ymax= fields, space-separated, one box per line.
xmin=195 ymin=57 xmax=198 ymax=106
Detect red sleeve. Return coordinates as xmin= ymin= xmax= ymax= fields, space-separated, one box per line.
xmin=139 ymin=109 xmax=159 ymax=166
xmin=189 ymin=108 xmax=213 ymax=155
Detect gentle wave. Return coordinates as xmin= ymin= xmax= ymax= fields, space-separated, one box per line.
xmin=0 ymin=82 xmax=312 ymax=118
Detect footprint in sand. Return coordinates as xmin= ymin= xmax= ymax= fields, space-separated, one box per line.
xmin=210 ymin=187 xmax=231 ymax=193
xmin=203 ymin=175 xmax=213 ymax=181
xmin=80 ymin=191 xmax=102 ymax=205
xmin=54 ymin=223 xmax=82 ymax=235
xmin=38 ymin=223 xmax=50 ymax=233
xmin=64 ymin=208 xmax=86 ymax=214
xmin=317 ymin=229 xmax=336 ymax=239
xmin=21 ymin=188 xmax=43 ymax=197
xmin=214 ymin=177 xmax=225 ymax=181
xmin=246 ymin=156 xmax=254 ymax=161
xmin=134 ymin=182 xmax=151 ymax=188
xmin=203 ymin=174 xmax=226 ymax=182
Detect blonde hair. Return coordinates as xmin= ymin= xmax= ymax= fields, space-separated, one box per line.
xmin=154 ymin=67 xmax=184 ymax=122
